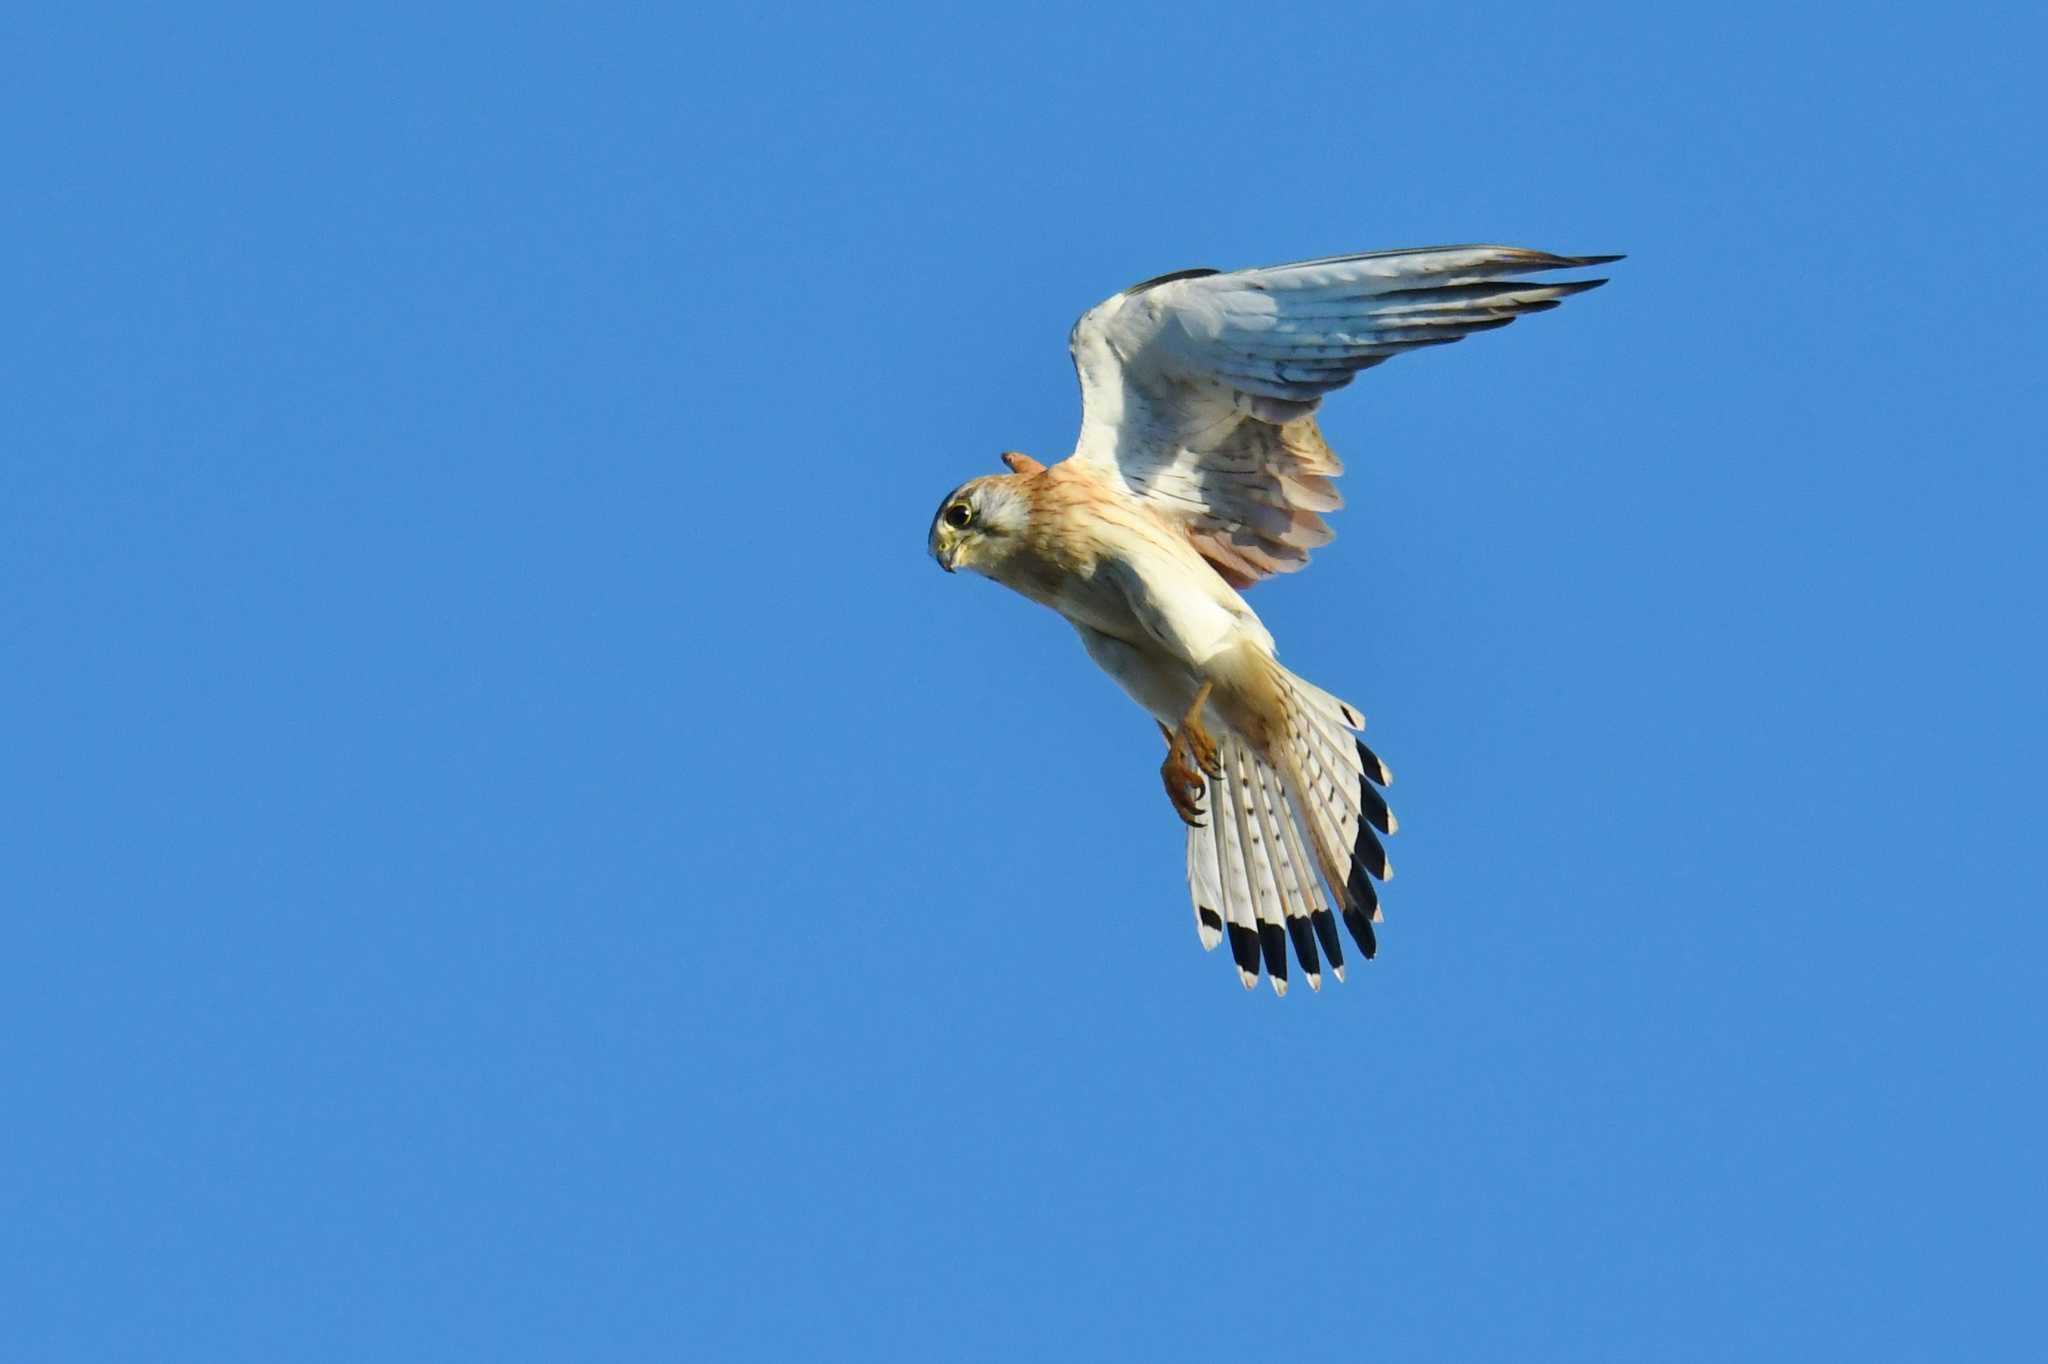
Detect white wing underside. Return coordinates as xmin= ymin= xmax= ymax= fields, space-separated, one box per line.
xmin=1066 ymin=244 xmax=1617 ymax=586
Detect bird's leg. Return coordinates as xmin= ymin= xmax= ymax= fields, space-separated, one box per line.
xmin=1157 ymin=721 xmax=1204 ymax=826
xmin=1158 ymin=680 xmax=1222 ymax=827
xmin=1176 ymin=681 xmax=1223 ymax=779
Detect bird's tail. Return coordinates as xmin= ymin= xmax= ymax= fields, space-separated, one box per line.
xmin=1186 ymin=654 xmax=1395 ymax=994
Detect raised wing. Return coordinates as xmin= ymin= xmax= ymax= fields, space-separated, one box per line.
xmin=1065 ymin=244 xmax=1618 ymax=586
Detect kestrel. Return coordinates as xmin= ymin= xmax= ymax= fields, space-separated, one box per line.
xmin=928 ymin=243 xmax=1618 ymax=993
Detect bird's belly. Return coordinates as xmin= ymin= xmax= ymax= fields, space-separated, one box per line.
xmin=1046 ymin=570 xmax=1150 ymax=643
xmin=988 ymin=487 xmax=1260 ymax=665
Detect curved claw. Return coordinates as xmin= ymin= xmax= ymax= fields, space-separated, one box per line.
xmin=1161 ymin=755 xmax=1208 ymax=827
xmin=1159 ymin=680 xmax=1223 ymax=828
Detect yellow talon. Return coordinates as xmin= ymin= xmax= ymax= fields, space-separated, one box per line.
xmin=1158 ymin=682 xmax=1220 ymax=825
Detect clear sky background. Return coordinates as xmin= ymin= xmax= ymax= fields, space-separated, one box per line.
xmin=5 ymin=3 xmax=2043 ymax=1360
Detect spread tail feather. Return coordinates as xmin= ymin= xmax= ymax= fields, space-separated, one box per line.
xmin=1184 ymin=655 xmax=1395 ymax=991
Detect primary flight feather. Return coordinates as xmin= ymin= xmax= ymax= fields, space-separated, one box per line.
xmin=928 ymin=243 xmax=1619 ymax=993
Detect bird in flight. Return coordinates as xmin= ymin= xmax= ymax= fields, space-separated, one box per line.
xmin=928 ymin=243 xmax=1618 ymax=993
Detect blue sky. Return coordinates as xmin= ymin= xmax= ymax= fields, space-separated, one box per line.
xmin=4 ymin=3 xmax=2043 ymax=1359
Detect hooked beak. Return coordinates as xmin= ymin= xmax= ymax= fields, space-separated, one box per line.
xmin=931 ymin=522 xmax=962 ymax=573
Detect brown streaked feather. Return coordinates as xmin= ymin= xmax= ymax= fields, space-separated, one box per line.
xmin=1144 ymin=414 xmax=1346 ymax=588
xmin=1114 ymin=411 xmax=1335 ymax=585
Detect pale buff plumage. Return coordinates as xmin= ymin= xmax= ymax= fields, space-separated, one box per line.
xmin=930 ymin=243 xmax=1619 ymax=993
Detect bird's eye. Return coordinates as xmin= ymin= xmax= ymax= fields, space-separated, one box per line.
xmin=944 ymin=503 xmax=973 ymax=529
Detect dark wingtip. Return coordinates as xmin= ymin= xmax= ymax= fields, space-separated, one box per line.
xmin=1350 ymin=822 xmax=1390 ymax=882
xmin=1357 ymin=740 xmax=1392 ymax=787
xmin=1341 ymin=907 xmax=1379 ymax=960
xmin=1343 ymin=864 xmax=1382 ymax=961
xmin=1571 ymin=252 xmax=1625 ymax=265
xmin=1227 ymin=923 xmax=1262 ymax=984
xmin=1123 ymin=266 xmax=1222 ymax=297
xmin=1357 ymin=775 xmax=1395 ymax=836
xmin=1287 ymin=916 xmax=1322 ymax=983
xmin=1310 ymin=907 xmax=1345 ymax=974
xmin=1259 ymin=922 xmax=1290 ymax=991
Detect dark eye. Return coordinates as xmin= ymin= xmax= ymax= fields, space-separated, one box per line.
xmin=943 ymin=503 xmax=973 ymax=529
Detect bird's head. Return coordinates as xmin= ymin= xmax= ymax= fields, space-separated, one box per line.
xmin=928 ymin=453 xmax=1043 ymax=576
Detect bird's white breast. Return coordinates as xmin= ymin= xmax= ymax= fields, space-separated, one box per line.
xmin=1053 ymin=493 xmax=1272 ymax=669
